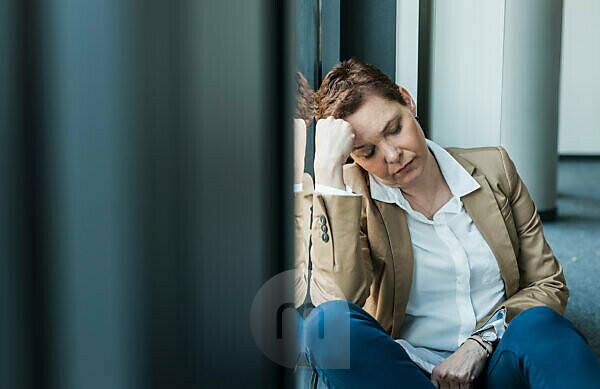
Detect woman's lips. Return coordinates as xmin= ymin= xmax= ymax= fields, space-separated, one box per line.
xmin=394 ymin=159 xmax=413 ymax=175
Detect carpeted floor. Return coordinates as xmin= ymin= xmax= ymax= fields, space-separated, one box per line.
xmin=542 ymin=158 xmax=600 ymax=356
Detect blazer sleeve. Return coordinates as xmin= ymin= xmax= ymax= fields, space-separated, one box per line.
xmin=294 ymin=173 xmax=313 ymax=309
xmin=496 ymin=146 xmax=569 ymax=323
xmin=308 ymin=190 xmax=374 ymax=308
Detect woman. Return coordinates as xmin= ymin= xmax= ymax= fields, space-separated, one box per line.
xmin=293 ymin=58 xmax=600 ymax=389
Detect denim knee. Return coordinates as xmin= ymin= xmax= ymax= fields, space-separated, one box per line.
xmin=510 ymin=306 xmax=561 ymax=330
xmin=501 ymin=306 xmax=583 ymax=350
xmin=488 ymin=307 xmax=600 ymax=387
xmin=303 ymin=300 xmax=354 ymax=369
xmin=304 ymin=300 xmax=353 ymax=346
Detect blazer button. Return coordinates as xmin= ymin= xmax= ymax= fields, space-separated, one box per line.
xmin=320 ymin=224 xmax=328 ymax=232
xmin=319 ymin=215 xmax=326 ymax=225
xmin=321 ymin=232 xmax=329 ymax=242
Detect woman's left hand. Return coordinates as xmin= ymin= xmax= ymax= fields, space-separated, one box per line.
xmin=430 ymin=339 xmax=488 ymax=389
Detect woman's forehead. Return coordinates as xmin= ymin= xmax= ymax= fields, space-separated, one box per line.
xmin=347 ymin=96 xmax=401 ymax=140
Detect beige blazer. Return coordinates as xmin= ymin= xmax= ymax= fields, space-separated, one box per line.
xmin=294 ymin=146 xmax=568 ymax=338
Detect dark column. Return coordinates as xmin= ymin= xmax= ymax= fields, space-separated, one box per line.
xmin=339 ymin=0 xmax=397 ymax=80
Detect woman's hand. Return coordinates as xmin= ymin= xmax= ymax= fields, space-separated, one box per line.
xmin=294 ymin=118 xmax=307 ymax=185
xmin=430 ymin=339 xmax=488 ymax=389
xmin=314 ymin=116 xmax=355 ymax=191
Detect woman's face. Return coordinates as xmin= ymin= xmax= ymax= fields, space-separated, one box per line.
xmin=346 ymin=89 xmax=429 ymax=189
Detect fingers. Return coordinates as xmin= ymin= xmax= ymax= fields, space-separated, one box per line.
xmin=437 ymin=379 xmax=469 ymax=389
xmin=430 ymin=370 xmax=447 ymax=389
xmin=431 ymin=378 xmax=447 ymax=389
xmin=430 ymin=367 xmax=441 ymax=388
xmin=314 ymin=116 xmax=355 ymax=170
xmin=431 ymin=371 xmax=473 ymax=389
xmin=315 ymin=117 xmax=354 ymax=140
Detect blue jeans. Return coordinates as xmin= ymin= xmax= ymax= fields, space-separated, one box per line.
xmin=299 ymin=300 xmax=600 ymax=389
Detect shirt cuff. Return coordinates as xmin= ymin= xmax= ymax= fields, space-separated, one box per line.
xmin=314 ymin=183 xmax=361 ymax=196
xmin=472 ymin=306 xmax=507 ymax=340
xmin=293 ymin=183 xmax=303 ymax=193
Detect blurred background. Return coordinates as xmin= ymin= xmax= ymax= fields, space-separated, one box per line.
xmin=1 ymin=0 xmax=294 ymax=388
xmin=1 ymin=0 xmax=599 ymax=388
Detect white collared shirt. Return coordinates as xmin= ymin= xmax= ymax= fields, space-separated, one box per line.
xmin=300 ymin=139 xmax=507 ymax=373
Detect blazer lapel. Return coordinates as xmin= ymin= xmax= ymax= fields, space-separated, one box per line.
xmin=343 ymin=164 xmax=414 ymax=336
xmin=373 ymin=200 xmax=413 ymax=336
xmin=455 ymin=162 xmax=520 ymax=297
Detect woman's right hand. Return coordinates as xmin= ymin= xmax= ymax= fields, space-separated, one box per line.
xmin=314 ymin=116 xmax=355 ymax=191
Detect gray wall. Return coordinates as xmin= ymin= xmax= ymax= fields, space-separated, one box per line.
xmin=425 ymin=0 xmax=563 ymax=213
xmin=558 ymin=0 xmax=600 ymax=155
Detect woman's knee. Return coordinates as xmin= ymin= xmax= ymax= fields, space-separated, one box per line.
xmin=510 ymin=305 xmax=562 ymax=326
xmin=502 ymin=305 xmax=580 ymax=348
xmin=303 ymin=300 xmax=356 ymax=342
xmin=303 ymin=300 xmax=355 ymax=369
xmin=510 ymin=306 xmax=562 ymax=330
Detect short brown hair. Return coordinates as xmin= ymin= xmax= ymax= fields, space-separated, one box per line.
xmin=295 ymin=71 xmax=316 ymax=128
xmin=315 ymin=58 xmax=406 ymax=120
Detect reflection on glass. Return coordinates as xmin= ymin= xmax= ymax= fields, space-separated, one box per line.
xmin=293 ymin=71 xmax=315 ymax=312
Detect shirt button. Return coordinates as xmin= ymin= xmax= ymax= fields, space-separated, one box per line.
xmin=321 ymin=232 xmax=329 ymax=242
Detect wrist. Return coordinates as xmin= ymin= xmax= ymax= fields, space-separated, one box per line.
xmin=465 ymin=336 xmax=492 ymax=359
xmin=314 ymin=164 xmax=345 ymax=191
xmin=294 ymin=169 xmax=305 ymax=185
xmin=314 ymin=154 xmax=346 ymax=171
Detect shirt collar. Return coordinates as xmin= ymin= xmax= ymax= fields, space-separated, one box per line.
xmin=368 ymin=139 xmax=480 ymax=210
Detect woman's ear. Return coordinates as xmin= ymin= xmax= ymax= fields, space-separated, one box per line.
xmin=398 ymin=86 xmax=417 ymax=117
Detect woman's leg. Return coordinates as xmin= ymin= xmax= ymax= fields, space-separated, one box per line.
xmin=483 ymin=306 xmax=600 ymax=389
xmin=302 ymin=299 xmax=435 ymax=389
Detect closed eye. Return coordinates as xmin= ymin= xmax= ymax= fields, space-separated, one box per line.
xmin=388 ymin=125 xmax=402 ymax=135
xmin=353 ymin=145 xmax=375 ymax=159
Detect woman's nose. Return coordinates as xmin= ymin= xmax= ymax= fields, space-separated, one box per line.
xmin=381 ymin=142 xmax=402 ymax=163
